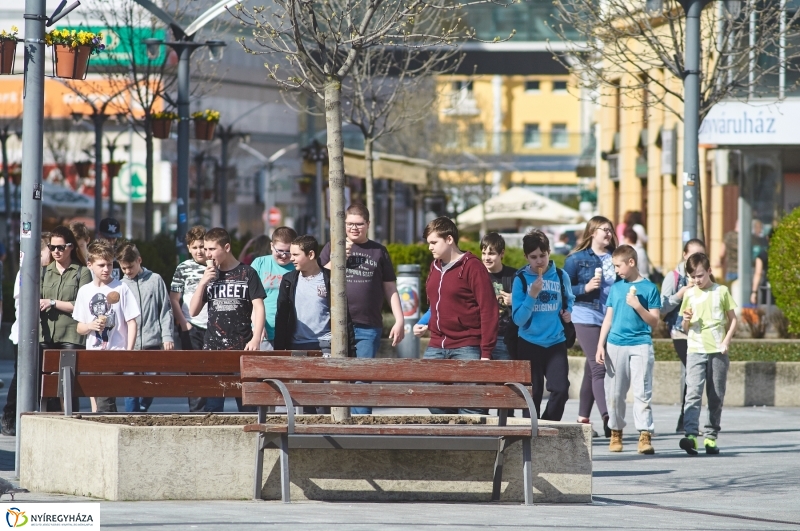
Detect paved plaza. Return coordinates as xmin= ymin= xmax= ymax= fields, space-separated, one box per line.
xmin=0 ymin=359 xmax=797 ymax=530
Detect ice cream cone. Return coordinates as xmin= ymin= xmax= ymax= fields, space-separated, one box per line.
xmin=595 ymin=267 xmax=602 ymax=279
xmin=97 ymin=315 xmax=107 ymax=327
xmin=537 ymin=267 xmax=544 ymax=276
xmin=629 ymin=286 xmax=637 ymax=295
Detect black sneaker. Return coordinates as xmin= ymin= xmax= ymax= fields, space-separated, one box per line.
xmin=1 ymin=414 xmax=15 ymax=437
xmin=679 ymin=434 xmax=698 ymax=456
xmin=603 ymin=415 xmax=611 ymax=438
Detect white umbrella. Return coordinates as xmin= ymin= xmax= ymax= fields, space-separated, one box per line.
xmin=0 ymin=181 xmax=96 ymax=215
xmin=456 ymin=187 xmax=583 ymax=231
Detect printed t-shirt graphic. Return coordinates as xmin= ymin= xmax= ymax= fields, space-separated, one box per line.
xmin=319 ymin=240 xmax=396 ymax=328
xmin=489 ymin=265 xmax=517 ymax=337
xmin=202 ymin=263 xmax=266 ymax=350
xmin=171 ymin=259 xmax=209 ymax=327
xmin=72 ymin=279 xmax=141 ymax=350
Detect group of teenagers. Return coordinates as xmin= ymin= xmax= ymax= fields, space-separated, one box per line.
xmin=4 ymin=208 xmax=736 ymax=457
xmin=413 ymin=215 xmax=736 ymax=457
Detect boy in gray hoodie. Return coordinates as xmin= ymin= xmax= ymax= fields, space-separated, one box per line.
xmin=117 ymin=242 xmax=174 ymax=412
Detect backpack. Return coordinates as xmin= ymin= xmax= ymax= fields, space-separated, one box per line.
xmin=504 ymin=267 xmax=576 ymax=358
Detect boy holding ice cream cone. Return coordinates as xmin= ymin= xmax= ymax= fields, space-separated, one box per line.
xmin=596 ymin=245 xmax=661 ymax=454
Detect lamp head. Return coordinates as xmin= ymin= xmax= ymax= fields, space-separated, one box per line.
xmin=143 ymin=39 xmax=163 ymax=61
xmin=206 ymin=40 xmax=226 ymax=63
xmin=724 ymin=0 xmax=741 ymax=17
xmin=645 ymin=0 xmax=662 ymax=13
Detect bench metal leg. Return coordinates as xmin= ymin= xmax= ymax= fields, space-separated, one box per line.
xmin=253 ymin=406 xmax=267 ymax=500
xmin=492 ymin=437 xmax=509 ymax=501
xmin=279 ymin=433 xmax=291 ymax=503
xmin=522 ymin=437 xmax=533 ymax=506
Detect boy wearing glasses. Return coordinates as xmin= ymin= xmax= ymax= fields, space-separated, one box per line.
xmin=319 ymin=205 xmax=405 ymax=414
xmin=252 ymin=226 xmax=298 ymax=350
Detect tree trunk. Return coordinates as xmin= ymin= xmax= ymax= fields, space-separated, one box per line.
xmin=364 ymin=137 xmax=376 ymax=240
xmin=145 ymin=126 xmax=154 ymax=239
xmin=325 ymin=76 xmax=350 ymax=422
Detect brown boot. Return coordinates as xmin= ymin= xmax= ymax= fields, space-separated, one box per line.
xmin=638 ymin=431 xmax=655 ymax=454
xmin=609 ymin=430 xmax=623 ymax=452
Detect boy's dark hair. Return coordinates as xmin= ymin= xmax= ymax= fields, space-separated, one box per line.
xmin=87 ymin=240 xmax=115 ymax=263
xmin=612 ymin=244 xmax=638 ymax=265
xmin=292 ymin=235 xmax=318 ymax=256
xmin=272 ymin=226 xmax=298 ymax=244
xmin=185 ymin=225 xmax=206 ymax=246
xmin=68 ymin=221 xmax=92 ymax=243
xmin=346 ymin=203 xmax=370 ymax=222
xmin=204 ymin=228 xmax=231 ymax=248
xmin=685 ymin=253 xmax=712 ymax=275
xmin=522 ymin=229 xmax=550 ymax=255
xmin=623 ymin=228 xmax=638 ymax=245
xmin=116 ymin=242 xmax=141 ymax=264
xmin=423 ymin=217 xmax=459 ymax=243
xmin=480 ymin=232 xmax=506 ymax=254
xmin=683 ymin=238 xmax=705 ymax=254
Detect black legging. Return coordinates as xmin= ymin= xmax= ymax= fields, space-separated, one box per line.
xmin=575 ymin=323 xmax=608 ymax=419
xmin=673 ymin=338 xmax=688 ymax=422
xmin=516 ymin=339 xmax=569 ymax=421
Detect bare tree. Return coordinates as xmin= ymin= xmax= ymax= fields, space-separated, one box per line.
xmin=232 ymin=0 xmax=511 ymax=420
xmin=552 ymin=1 xmax=800 ymax=121
xmin=342 ymin=44 xmax=462 ymax=240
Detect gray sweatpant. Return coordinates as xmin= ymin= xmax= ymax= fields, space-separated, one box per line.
xmin=604 ymin=343 xmax=655 ymax=433
xmin=683 ymin=352 xmax=729 ymax=439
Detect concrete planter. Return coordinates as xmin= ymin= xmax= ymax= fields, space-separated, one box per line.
xmin=20 ymin=415 xmax=592 ymax=503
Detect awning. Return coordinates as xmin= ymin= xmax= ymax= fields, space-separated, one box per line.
xmin=456 ymin=186 xmax=584 ymax=231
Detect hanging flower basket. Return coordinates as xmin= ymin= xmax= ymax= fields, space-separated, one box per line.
xmin=152 ymin=119 xmax=173 ymax=139
xmin=191 ymin=109 xmax=220 ymax=141
xmin=106 ymin=161 xmax=124 ymax=179
xmin=0 ymin=27 xmax=19 ymax=75
xmin=299 ymin=177 xmax=313 ymax=194
xmin=46 ymin=29 xmax=105 ymax=80
xmin=74 ymin=161 xmax=92 ymax=178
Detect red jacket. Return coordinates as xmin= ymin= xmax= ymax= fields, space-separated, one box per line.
xmin=427 ymin=251 xmax=498 ymax=359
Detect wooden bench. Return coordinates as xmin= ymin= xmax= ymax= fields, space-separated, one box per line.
xmin=240 ymin=357 xmax=559 ymax=505
xmin=41 ymin=349 xmax=323 ymax=414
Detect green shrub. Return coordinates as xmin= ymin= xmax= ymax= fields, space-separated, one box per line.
xmin=386 ymin=242 xmax=564 ymax=311
xmin=134 ymin=233 xmax=179 ymax=284
xmin=770 ymin=207 xmax=800 ymax=334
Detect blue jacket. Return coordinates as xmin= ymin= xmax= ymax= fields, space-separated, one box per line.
xmin=511 ymin=261 xmax=574 ymax=348
xmin=564 ymin=248 xmax=615 ymax=311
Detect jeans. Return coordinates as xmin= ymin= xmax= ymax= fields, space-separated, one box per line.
xmin=684 ymin=352 xmax=729 ymax=439
xmin=423 ymin=345 xmax=483 ymax=415
xmin=673 ymin=338 xmax=688 ymax=429
xmin=491 ymin=337 xmax=512 ymax=360
xmin=351 ymin=326 xmax=383 ymax=415
xmin=182 ymin=326 xmax=208 ymax=413
xmin=604 ymin=343 xmax=655 ymax=433
xmin=517 ymin=339 xmax=569 ymax=421
xmin=575 ymin=324 xmax=607 ymax=418
xmin=125 ymin=346 xmax=162 ymax=413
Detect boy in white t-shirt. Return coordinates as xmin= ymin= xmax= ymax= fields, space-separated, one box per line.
xmin=73 ymin=240 xmax=140 ymax=412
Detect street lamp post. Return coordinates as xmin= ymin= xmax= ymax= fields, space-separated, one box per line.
xmin=215 ymin=125 xmax=249 ymax=230
xmin=144 ymin=38 xmax=224 ymax=242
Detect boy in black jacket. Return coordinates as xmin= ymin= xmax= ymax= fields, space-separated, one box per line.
xmin=274 ymin=235 xmax=355 ymax=354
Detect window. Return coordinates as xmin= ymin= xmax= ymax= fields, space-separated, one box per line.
xmin=469 ymin=124 xmax=485 ymax=148
xmin=551 ymin=123 xmax=568 ymax=147
xmin=553 ymin=80 xmax=568 ymax=92
xmin=523 ymin=123 xmax=541 ymax=147
xmin=443 ymin=125 xmax=458 ymax=149
xmin=525 ymin=80 xmax=540 ymax=92
xmin=452 ymin=80 xmax=474 ymax=94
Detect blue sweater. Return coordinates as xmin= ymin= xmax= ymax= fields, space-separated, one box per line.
xmin=511 ymin=262 xmax=575 ymax=348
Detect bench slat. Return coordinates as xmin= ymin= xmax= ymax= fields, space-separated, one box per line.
xmin=42 ymin=350 xmax=322 ymax=373
xmin=242 ymin=382 xmax=532 ymax=408
xmin=41 ymin=375 xmax=242 ymax=398
xmin=244 ymin=423 xmax=559 ymax=437
xmin=240 ymin=357 xmax=532 ymax=384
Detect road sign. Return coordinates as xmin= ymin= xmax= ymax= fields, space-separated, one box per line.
xmin=268 ymin=207 xmax=281 ymax=227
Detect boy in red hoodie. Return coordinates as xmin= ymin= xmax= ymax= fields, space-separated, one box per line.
xmin=423 ymin=217 xmax=499 ymax=414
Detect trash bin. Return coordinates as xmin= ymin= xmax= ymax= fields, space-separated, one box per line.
xmin=395 ymin=264 xmax=421 ymax=358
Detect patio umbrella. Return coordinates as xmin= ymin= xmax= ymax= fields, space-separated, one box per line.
xmin=456 ymin=187 xmax=583 ymax=231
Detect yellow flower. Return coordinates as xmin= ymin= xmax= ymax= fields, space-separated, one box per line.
xmin=10 ymin=26 xmax=18 ymax=33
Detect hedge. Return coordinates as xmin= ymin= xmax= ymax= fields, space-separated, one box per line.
xmin=569 ymin=340 xmax=800 ymax=362
xmin=386 ymin=242 xmax=566 ymax=311
xmin=770 ymin=207 xmax=800 ymax=334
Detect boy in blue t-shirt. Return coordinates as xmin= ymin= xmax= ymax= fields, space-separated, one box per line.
xmin=251 ymin=226 xmax=298 ymax=349
xmin=596 ymin=245 xmax=661 ymax=455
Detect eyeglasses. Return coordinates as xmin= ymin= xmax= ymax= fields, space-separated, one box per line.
xmin=48 ymin=244 xmax=73 ymax=252
xmin=273 ymin=248 xmax=291 ymax=256
xmin=346 ymin=222 xmax=366 ymax=229
xmin=596 ymin=227 xmax=613 ymax=234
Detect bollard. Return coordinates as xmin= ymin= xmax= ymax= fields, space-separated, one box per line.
xmin=395 ymin=264 xmax=421 ymax=358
